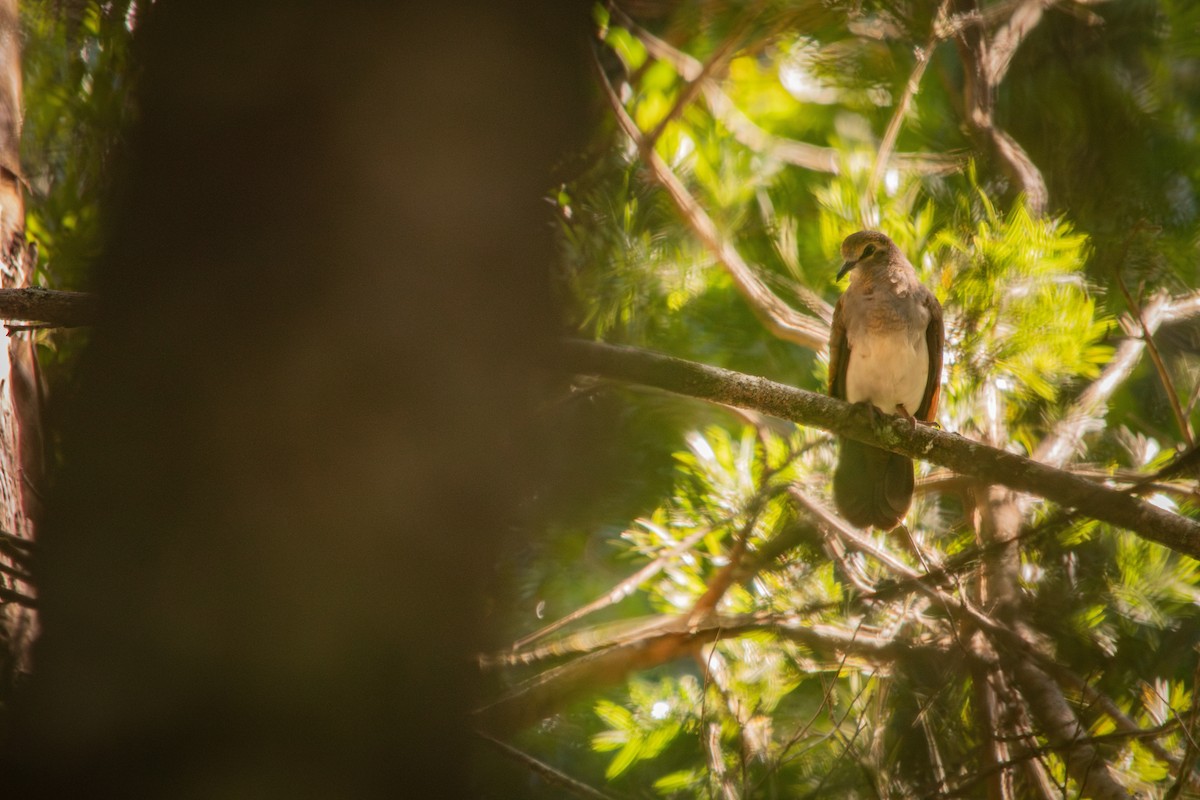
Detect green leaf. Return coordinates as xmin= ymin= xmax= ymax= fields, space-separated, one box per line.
xmin=591 ymin=730 xmax=627 ymax=753
xmin=605 ymin=739 xmax=643 ymax=780
xmin=654 ymin=769 xmax=702 ymax=794
xmin=604 ymin=26 xmax=646 ymax=72
xmin=594 ymin=699 xmax=636 ymax=732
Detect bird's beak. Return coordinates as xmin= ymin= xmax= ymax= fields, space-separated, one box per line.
xmin=836 ymin=259 xmax=857 ymax=281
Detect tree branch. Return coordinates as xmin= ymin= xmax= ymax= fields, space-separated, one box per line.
xmin=1035 ymin=291 xmax=1197 ymax=467
xmin=476 ymin=611 xmax=926 ymax=734
xmin=510 ymin=523 xmax=714 ymax=652
xmin=0 ymin=287 xmax=96 ymax=327
xmin=614 ymin=5 xmax=962 ymax=178
xmin=970 ymin=661 xmax=1017 ymax=800
xmin=984 ymin=0 xmax=1053 ymax=86
xmin=644 ymin=15 xmax=748 ymax=149
xmin=1052 ymin=668 xmax=1185 ymax=778
xmin=816 ymin=495 xmax=1183 ymax=800
xmin=865 ymin=0 xmax=954 ymax=203
xmin=938 ymin=717 xmax=1174 ymax=798
xmin=476 ymin=731 xmax=626 ymax=800
xmin=1164 ymin=656 xmax=1200 ymax=799
xmin=558 ymin=339 xmax=1200 ymax=558
xmin=1008 ymin=657 xmax=1133 ymax=800
xmin=0 ymin=584 xmax=34 ymax=608
xmin=593 ymin=49 xmax=830 ymax=351
xmin=1115 ymin=269 xmax=1192 ymax=446
xmin=953 ymin=0 xmax=1049 ymax=214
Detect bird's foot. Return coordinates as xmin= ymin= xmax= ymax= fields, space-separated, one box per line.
xmin=853 ymin=400 xmax=885 ymax=426
xmin=854 ymin=401 xmax=901 ymax=441
xmin=896 ymin=403 xmax=941 ymax=429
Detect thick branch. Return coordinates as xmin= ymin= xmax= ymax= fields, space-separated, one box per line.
xmin=559 ymin=339 xmax=1200 ymax=558
xmin=1009 ymin=658 xmax=1132 ymax=800
xmin=971 ymin=661 xmax=1016 ymax=800
xmin=985 ymin=0 xmax=1052 ymax=86
xmin=0 ymin=287 xmax=97 ymax=327
xmin=0 ymin=582 xmax=34 ymax=608
xmin=954 ymin=0 xmax=1049 ymax=214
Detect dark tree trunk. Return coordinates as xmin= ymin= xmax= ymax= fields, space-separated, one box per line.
xmin=7 ymin=2 xmax=586 ymax=796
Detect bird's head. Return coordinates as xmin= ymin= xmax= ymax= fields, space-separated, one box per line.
xmin=837 ymin=230 xmax=896 ymax=280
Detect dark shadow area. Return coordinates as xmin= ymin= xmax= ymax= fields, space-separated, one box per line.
xmin=4 ymin=2 xmax=587 ymax=796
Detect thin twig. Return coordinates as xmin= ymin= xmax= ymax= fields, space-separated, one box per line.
xmin=931 ymin=721 xmax=1178 ymax=798
xmin=1034 ymin=291 xmax=1176 ymax=466
xmin=688 ymin=458 xmax=788 ymax=625
xmin=645 ymin=15 xmax=750 ymax=149
xmin=1050 ymin=656 xmax=1184 ymax=773
xmin=476 ymin=731 xmax=626 ymax=800
xmin=476 ymin=610 xmax=926 ymax=733
xmin=1164 ymin=653 xmax=1200 ymax=800
xmin=1183 ymin=375 xmax=1200 ymax=419
xmin=688 ymin=517 xmax=754 ymax=626
xmin=1114 ymin=242 xmax=1192 ymax=445
xmin=510 ymin=522 xmax=714 ymax=652
xmin=865 ymin=0 xmax=953 ymax=206
xmin=612 ymin=3 xmax=963 ymax=177
xmin=920 ymin=712 xmax=950 ymax=795
xmin=803 ymin=671 xmax=877 ymax=798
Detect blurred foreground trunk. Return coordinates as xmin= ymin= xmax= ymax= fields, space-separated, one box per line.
xmin=7 ymin=2 xmax=584 ymax=796
xmin=0 ymin=0 xmax=41 ymax=683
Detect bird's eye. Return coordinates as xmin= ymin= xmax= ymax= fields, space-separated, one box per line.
xmin=862 ymin=244 xmax=876 ymax=258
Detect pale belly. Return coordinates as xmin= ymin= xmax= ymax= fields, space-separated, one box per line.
xmin=845 ymin=330 xmax=929 ymax=415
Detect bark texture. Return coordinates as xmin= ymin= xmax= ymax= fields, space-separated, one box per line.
xmin=0 ymin=0 xmax=40 ymax=679
xmin=0 ymin=287 xmax=96 ymax=327
xmin=559 ymin=340 xmax=1200 ymax=558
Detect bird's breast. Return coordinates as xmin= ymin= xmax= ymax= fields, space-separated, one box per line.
xmin=844 ymin=328 xmax=929 ymax=414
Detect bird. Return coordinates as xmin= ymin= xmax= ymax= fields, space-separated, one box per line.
xmin=828 ymin=231 xmax=943 ymax=530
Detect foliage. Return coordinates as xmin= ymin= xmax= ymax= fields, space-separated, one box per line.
xmin=19 ymin=0 xmax=141 ymax=452
xmin=22 ymin=0 xmax=141 ymax=288
xmin=489 ymin=1 xmax=1200 ymax=797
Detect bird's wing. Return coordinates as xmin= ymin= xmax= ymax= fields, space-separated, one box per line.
xmin=829 ymin=293 xmax=849 ymax=400
xmin=916 ymin=288 xmax=943 ymax=422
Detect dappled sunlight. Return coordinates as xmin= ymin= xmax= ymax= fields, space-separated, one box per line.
xmin=491 ymin=1 xmax=1200 ymax=797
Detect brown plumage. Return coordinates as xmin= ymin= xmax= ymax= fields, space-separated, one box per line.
xmin=829 ymin=231 xmax=943 ymax=529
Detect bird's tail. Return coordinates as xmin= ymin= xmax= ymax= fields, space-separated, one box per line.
xmin=833 ymin=438 xmax=913 ymax=530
